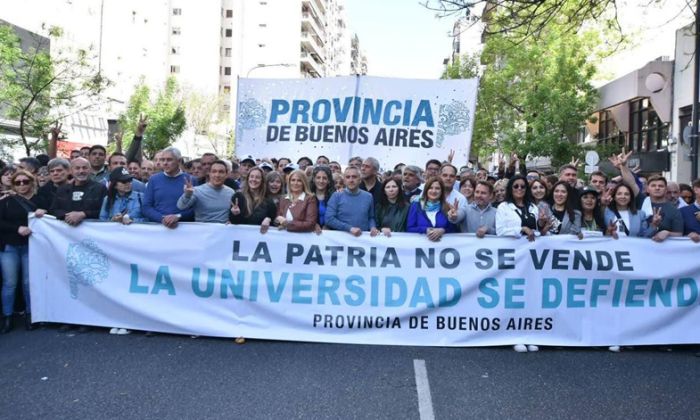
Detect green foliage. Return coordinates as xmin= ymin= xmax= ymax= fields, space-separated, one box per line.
xmin=0 ymin=24 xmax=109 ymax=156
xmin=445 ymin=22 xmax=601 ymax=168
xmin=118 ymin=77 xmax=186 ymax=159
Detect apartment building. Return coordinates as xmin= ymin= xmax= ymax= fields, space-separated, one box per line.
xmin=1 ymin=0 xmax=364 ymax=155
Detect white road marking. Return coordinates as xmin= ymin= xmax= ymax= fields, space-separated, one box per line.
xmin=413 ymin=359 xmax=436 ymax=420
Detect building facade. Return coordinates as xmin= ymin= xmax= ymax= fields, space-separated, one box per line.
xmin=1 ymin=0 xmax=364 ymax=157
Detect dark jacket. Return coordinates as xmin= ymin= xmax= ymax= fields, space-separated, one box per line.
xmin=0 ymin=195 xmax=39 ymax=246
xmin=229 ymin=192 xmax=276 ymax=225
xmin=50 ymin=180 xmax=107 ymax=220
xmin=375 ymin=202 xmax=409 ymax=232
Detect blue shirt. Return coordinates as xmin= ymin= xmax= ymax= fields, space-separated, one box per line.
xmin=99 ymin=191 xmax=145 ymax=222
xmin=681 ymin=203 xmax=700 ymax=235
xmin=142 ymin=172 xmax=197 ymax=222
xmin=325 ymin=188 xmax=376 ymax=231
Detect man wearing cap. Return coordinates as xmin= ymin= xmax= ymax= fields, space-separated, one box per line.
xmin=259 ymin=162 xmax=274 ymax=173
xmin=142 ymin=147 xmax=197 ymax=228
xmin=177 ymin=160 xmax=234 ymax=223
xmin=239 ymin=155 xmax=256 ymax=179
xmin=48 ymin=157 xmax=107 ymax=226
xmin=326 ymin=166 xmax=379 ymax=237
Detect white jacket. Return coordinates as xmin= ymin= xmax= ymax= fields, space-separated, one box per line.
xmin=496 ymin=201 xmax=540 ymax=237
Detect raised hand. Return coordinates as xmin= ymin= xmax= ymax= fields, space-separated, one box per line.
xmin=230 ymin=198 xmax=241 ymax=215
xmin=50 ymin=121 xmax=62 ymax=139
xmin=618 ymin=147 xmax=633 ymax=166
xmin=447 ymin=198 xmax=459 ymax=219
xmin=136 ymin=114 xmax=148 ymax=136
xmin=651 ymin=207 xmax=663 ymax=227
xmin=570 ymin=156 xmax=581 ymax=167
xmin=183 ymin=177 xmax=194 ymax=197
xmin=447 ymin=149 xmax=455 ymax=163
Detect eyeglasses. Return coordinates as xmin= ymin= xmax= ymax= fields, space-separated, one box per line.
xmin=13 ymin=179 xmax=31 ymax=186
xmin=512 ymin=184 xmax=527 ymax=190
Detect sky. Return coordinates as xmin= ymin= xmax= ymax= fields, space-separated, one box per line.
xmin=344 ymin=0 xmax=695 ymax=83
xmin=345 ymin=0 xmax=457 ymax=79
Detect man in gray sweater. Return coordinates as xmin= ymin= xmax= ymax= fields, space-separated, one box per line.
xmin=177 ymin=160 xmax=235 ymax=223
xmin=326 ymin=166 xmax=379 ymax=237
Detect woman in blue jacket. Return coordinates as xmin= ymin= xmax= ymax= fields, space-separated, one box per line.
xmin=99 ymin=167 xmax=145 ymax=224
xmin=406 ymin=177 xmax=457 ymax=241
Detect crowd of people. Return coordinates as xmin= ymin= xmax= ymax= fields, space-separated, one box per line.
xmin=1 ymin=121 xmax=699 ymax=351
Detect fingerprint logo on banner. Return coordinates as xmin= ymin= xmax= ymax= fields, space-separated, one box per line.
xmin=238 ymin=98 xmax=268 ymax=130
xmin=66 ymin=239 xmax=110 ymax=299
xmin=436 ymin=100 xmax=471 ymax=148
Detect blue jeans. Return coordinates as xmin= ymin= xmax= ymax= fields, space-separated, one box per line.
xmin=1 ymin=245 xmax=30 ymax=316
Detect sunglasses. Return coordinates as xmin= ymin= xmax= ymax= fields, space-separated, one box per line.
xmin=512 ymin=184 xmax=527 ymax=190
xmin=13 ymin=179 xmax=31 ymax=186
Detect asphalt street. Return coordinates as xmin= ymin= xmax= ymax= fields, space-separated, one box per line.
xmin=1 ymin=324 xmax=699 ymax=419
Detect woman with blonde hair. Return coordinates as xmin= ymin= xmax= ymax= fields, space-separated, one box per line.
xmin=275 ymin=170 xmax=318 ymax=232
xmin=0 ymin=170 xmax=40 ymax=332
xmin=229 ymin=166 xmax=276 ymax=233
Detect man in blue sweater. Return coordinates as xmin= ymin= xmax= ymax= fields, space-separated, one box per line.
xmin=142 ymin=147 xmax=196 ymax=228
xmin=326 ymin=166 xmax=379 ymax=237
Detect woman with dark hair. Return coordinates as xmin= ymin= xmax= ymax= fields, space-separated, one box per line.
xmin=496 ymin=175 xmax=546 ymax=241
xmin=230 ymin=166 xmax=276 ymax=233
xmin=406 ymin=177 xmax=457 ymax=242
xmin=547 ymin=181 xmax=582 ymax=237
xmin=494 ymin=175 xmax=547 ymax=353
xmin=579 ymin=186 xmax=605 ymax=235
xmin=375 ymin=178 xmax=409 ymax=236
xmin=459 ymin=175 xmax=476 ymax=203
xmin=530 ymin=178 xmax=552 ymax=225
xmin=99 ymin=167 xmax=145 ymax=224
xmin=0 ymin=164 xmax=16 ymax=198
xmin=679 ymin=183 xmax=695 ymax=206
xmin=265 ymin=171 xmax=284 ymax=206
xmin=0 ymin=170 xmax=40 ymax=332
xmin=311 ymin=165 xmax=334 ymax=233
xmin=604 ymin=183 xmax=655 ymax=238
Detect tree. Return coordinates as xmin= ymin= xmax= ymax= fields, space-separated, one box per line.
xmin=118 ymin=77 xmax=186 ymax=159
xmin=182 ymin=90 xmax=230 ymax=157
xmin=423 ymin=0 xmax=623 ymax=45
xmin=0 ymin=24 xmax=109 ymax=157
xmin=444 ymin=24 xmax=601 ymax=168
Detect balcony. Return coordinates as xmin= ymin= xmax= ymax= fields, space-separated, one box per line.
xmin=301 ymin=29 xmax=325 ymax=58
xmin=302 ymin=11 xmax=325 ymax=38
xmin=300 ymin=50 xmax=324 ymax=77
xmin=302 ymin=0 xmax=326 ymax=26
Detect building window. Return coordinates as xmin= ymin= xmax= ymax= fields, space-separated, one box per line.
xmin=226 ymin=9 xmax=233 ymax=18
xmin=259 ymin=23 xmax=267 ymax=27
xmin=225 ymin=48 xmax=232 ymax=57
xmin=260 ymin=1 xmax=267 ymax=5
xmin=597 ymin=110 xmax=624 ymax=148
xmin=223 ymin=86 xmax=231 ymax=94
xmin=171 ymin=47 xmax=179 ymax=55
xmin=629 ymin=98 xmax=668 ymax=152
xmin=258 ymin=44 xmax=265 ymax=48
xmin=172 ymin=27 xmax=181 ymax=35
xmin=170 ymin=65 xmax=180 ymax=74
xmin=225 ymin=29 xmax=232 ymax=37
xmin=224 ymin=67 xmax=231 ymax=76
xmin=173 ymin=8 xmax=182 ymax=16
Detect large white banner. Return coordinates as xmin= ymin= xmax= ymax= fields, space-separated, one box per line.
xmin=235 ymin=76 xmax=478 ymax=166
xmin=30 ymin=216 xmax=700 ymax=347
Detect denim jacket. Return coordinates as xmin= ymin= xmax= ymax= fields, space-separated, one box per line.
xmin=99 ymin=191 xmax=145 ymax=222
